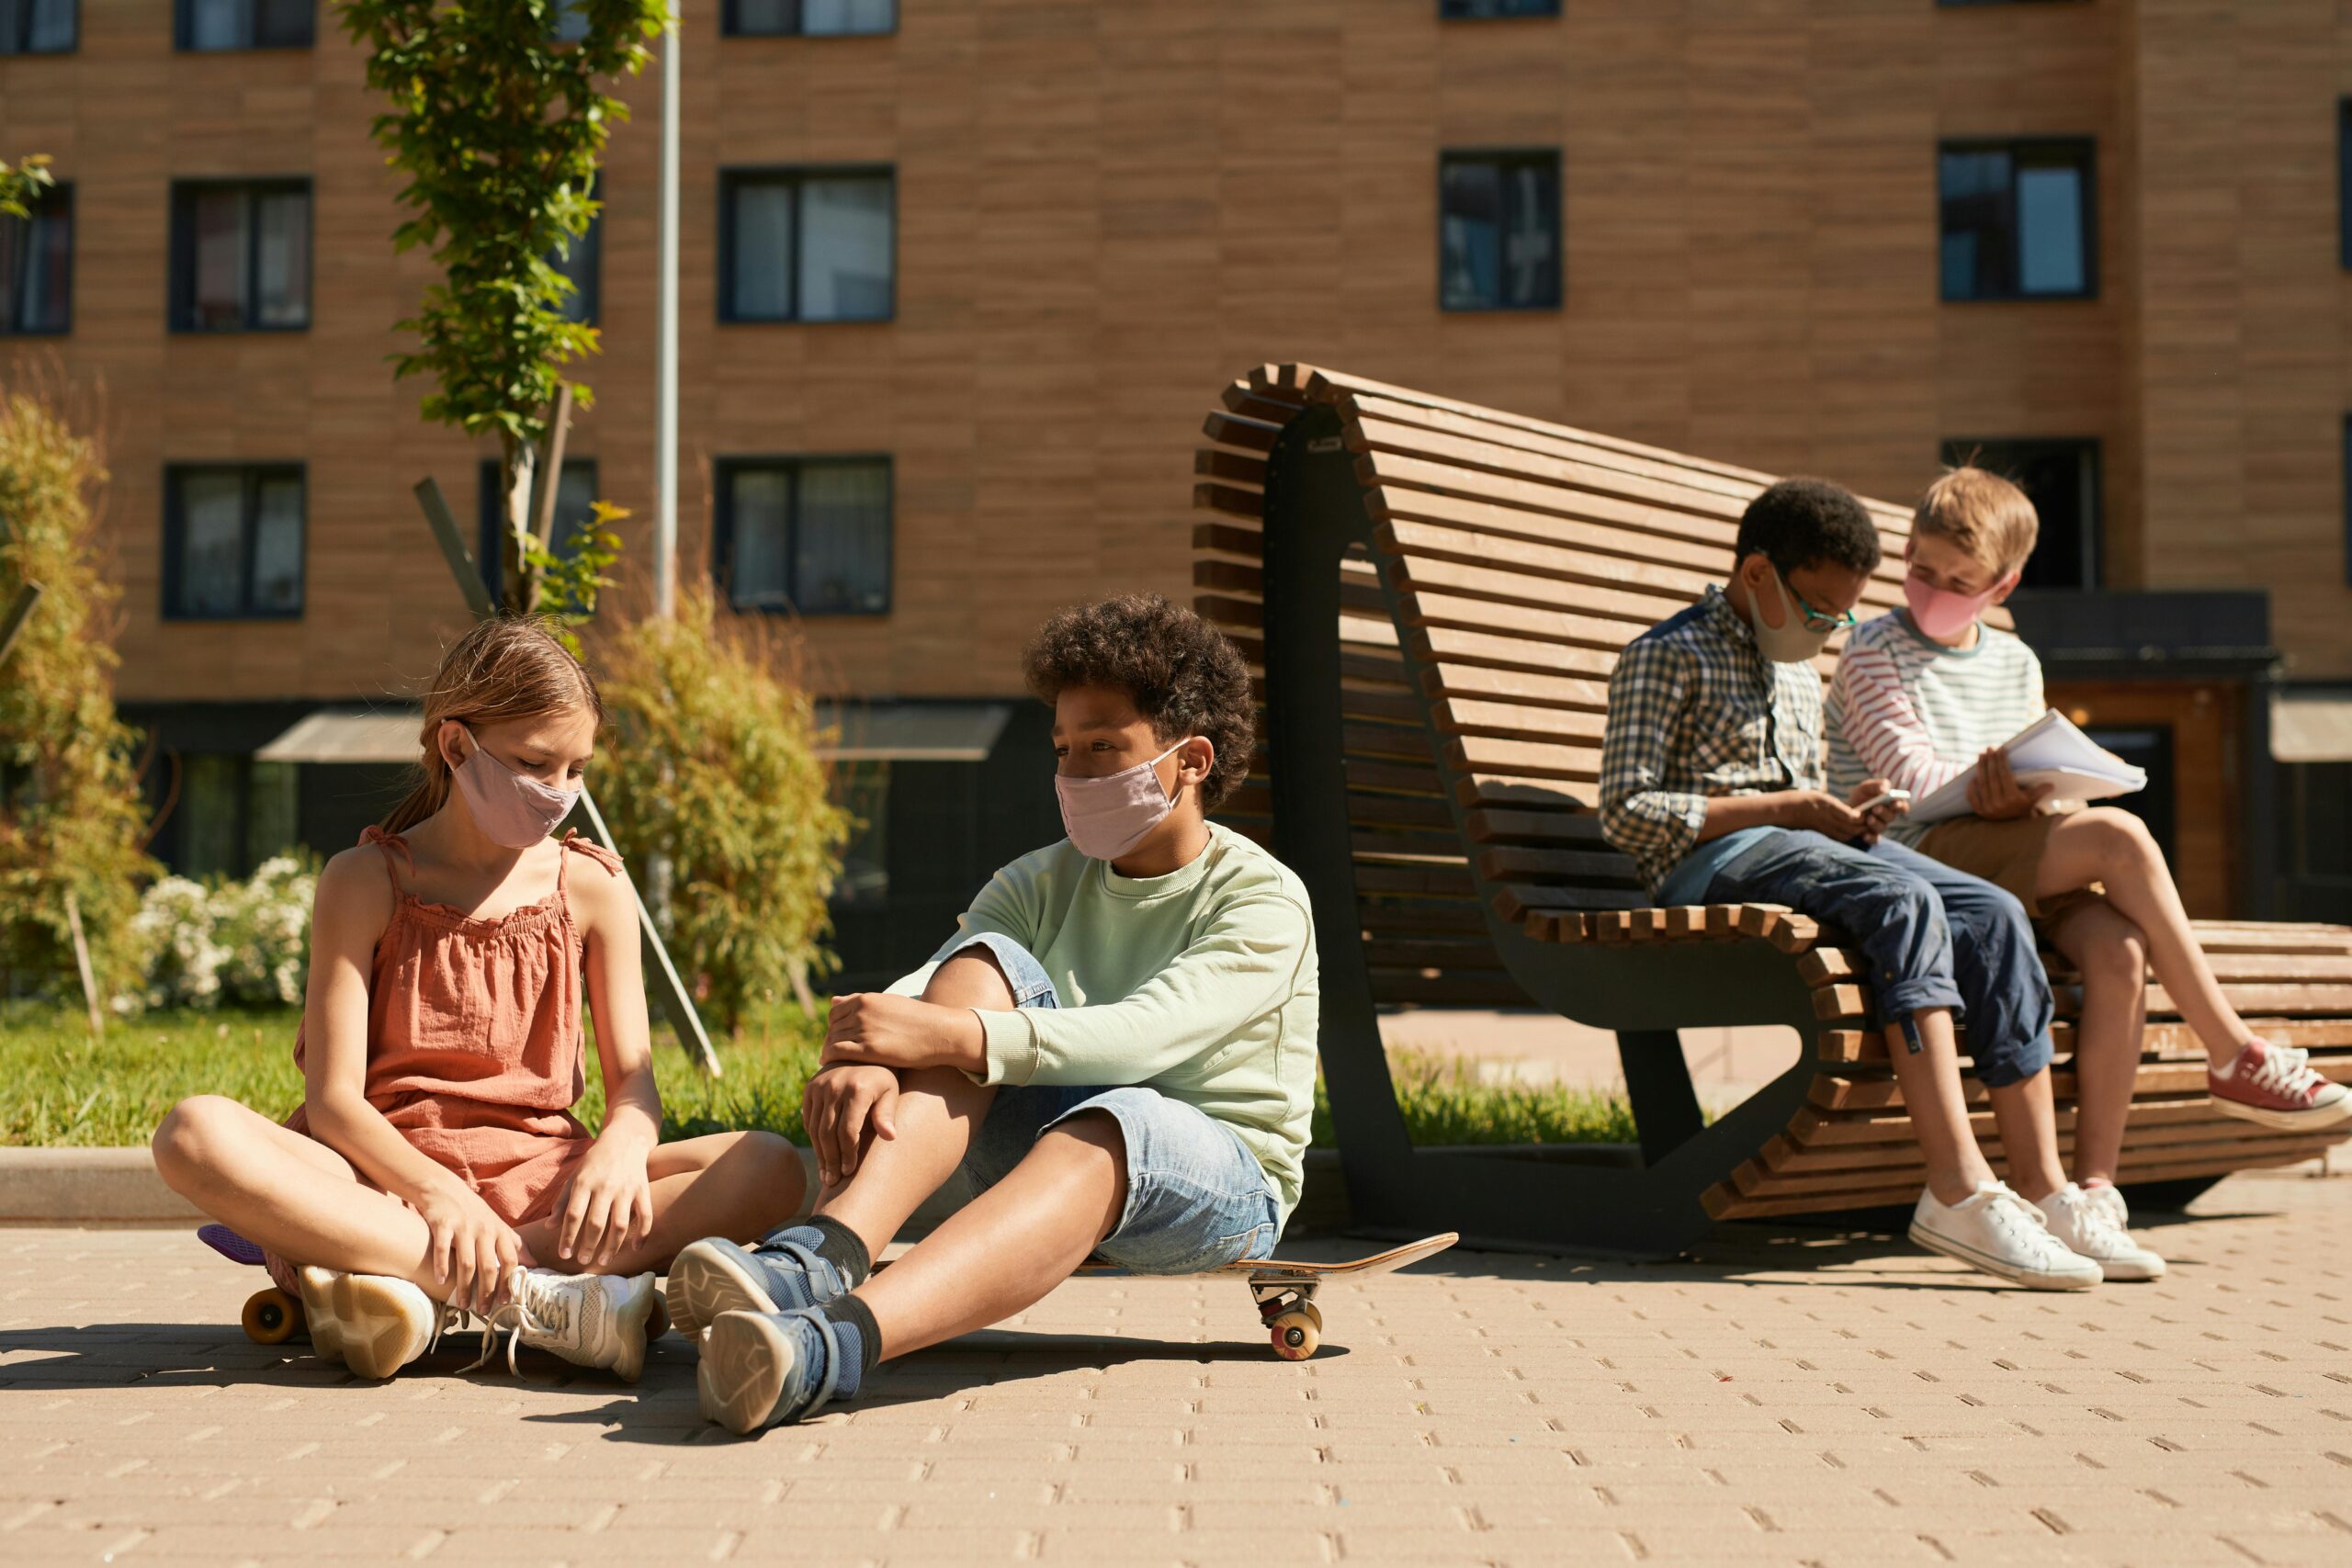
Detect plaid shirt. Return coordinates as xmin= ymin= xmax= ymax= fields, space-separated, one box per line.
xmin=1600 ymin=585 xmax=1826 ymax=895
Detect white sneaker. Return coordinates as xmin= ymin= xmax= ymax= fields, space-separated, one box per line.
xmin=1909 ymin=1180 xmax=2103 ymax=1290
xmin=2038 ymin=1182 xmax=2165 ymax=1282
xmin=2079 ymin=1180 xmax=2130 ymax=1232
xmin=295 ymin=1266 xmax=441 ymax=1380
xmin=472 ymin=1268 xmax=659 ymax=1382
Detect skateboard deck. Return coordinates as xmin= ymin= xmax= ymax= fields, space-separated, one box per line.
xmin=1069 ymin=1231 xmax=1458 ymax=1359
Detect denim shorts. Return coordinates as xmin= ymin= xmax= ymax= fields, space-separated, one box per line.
xmin=932 ymin=931 xmax=1283 ymax=1275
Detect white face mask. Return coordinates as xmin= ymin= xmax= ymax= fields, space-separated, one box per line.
xmin=1749 ymin=564 xmax=1840 ymax=665
xmin=1054 ymin=740 xmax=1192 ymax=862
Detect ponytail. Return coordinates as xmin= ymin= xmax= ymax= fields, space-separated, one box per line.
xmin=379 ymin=615 xmax=603 ymax=834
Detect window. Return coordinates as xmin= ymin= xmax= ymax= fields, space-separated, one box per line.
xmin=170 ymin=180 xmax=311 ymax=332
xmin=1439 ymin=150 xmax=1562 ymax=311
xmin=1 ymin=0 xmax=76 ymax=53
xmin=713 ymin=457 xmax=891 ymax=615
xmin=1439 ymin=1 xmax=1557 ymax=17
xmin=0 ymin=181 xmax=71 ymax=334
xmin=1939 ymin=138 xmax=2096 ymax=300
xmin=1939 ymin=437 xmax=2101 ymax=590
xmin=164 ymin=465 xmax=305 ymax=620
xmin=551 ymin=203 xmax=600 ymax=325
xmin=177 ymin=0 xmax=313 ymax=50
xmin=830 ymin=760 xmax=889 ymax=908
xmin=719 ymin=168 xmax=895 ymax=322
xmin=175 ymin=753 xmax=299 ymax=879
xmin=2341 ymin=101 xmax=2352 ymax=270
xmin=477 ymin=457 xmax=598 ymax=605
xmin=551 ymin=0 xmax=588 ymax=41
xmin=727 ymin=0 xmax=895 ymax=36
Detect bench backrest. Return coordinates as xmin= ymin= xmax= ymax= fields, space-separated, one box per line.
xmin=1194 ymin=364 xmax=2005 ymax=1009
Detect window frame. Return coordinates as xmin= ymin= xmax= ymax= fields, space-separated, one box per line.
xmin=2343 ymin=415 xmax=2352 ymax=589
xmin=710 ymin=454 xmax=895 ymax=618
xmin=476 ymin=455 xmax=600 ymax=604
xmin=722 ymin=0 xmax=899 ymax=38
xmin=1436 ymin=146 xmax=1565 ymax=313
xmin=2340 ymin=99 xmax=2352 ymax=272
xmin=0 ymin=0 xmax=78 ymax=54
xmin=1437 ymin=1 xmax=1560 ymax=18
xmin=167 ymin=176 xmax=314 ymax=333
xmin=161 ymin=461 xmax=308 ymax=623
xmin=1937 ymin=136 xmax=2099 ymax=303
xmin=174 ymin=0 xmax=315 ymax=51
xmin=1939 ymin=435 xmax=2103 ymax=590
xmin=716 ymin=164 xmax=899 ymax=324
xmin=0 ymin=177 xmax=73 ymax=335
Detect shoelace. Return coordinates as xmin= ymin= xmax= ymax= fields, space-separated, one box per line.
xmin=1981 ymin=1183 xmax=2067 ymax=1258
xmin=2243 ymin=1043 xmax=2324 ymax=1100
xmin=2052 ymin=1189 xmax=2131 ymax=1256
xmin=464 ymin=1269 xmax=571 ymax=1378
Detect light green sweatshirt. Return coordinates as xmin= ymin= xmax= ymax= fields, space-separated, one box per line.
xmin=888 ymin=822 xmax=1320 ymax=1224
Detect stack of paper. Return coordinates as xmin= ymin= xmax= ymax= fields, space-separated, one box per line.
xmin=1909 ymin=709 xmax=2148 ymax=824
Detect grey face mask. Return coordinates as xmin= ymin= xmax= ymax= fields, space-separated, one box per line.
xmin=1749 ymin=565 xmax=1838 ymax=665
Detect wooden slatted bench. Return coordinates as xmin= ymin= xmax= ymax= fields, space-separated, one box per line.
xmin=1193 ymin=362 xmax=2352 ymax=1255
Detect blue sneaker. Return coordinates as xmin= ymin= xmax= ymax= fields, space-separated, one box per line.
xmin=663 ymin=1231 xmax=852 ymax=1338
xmin=697 ymin=1308 xmax=861 ymax=1435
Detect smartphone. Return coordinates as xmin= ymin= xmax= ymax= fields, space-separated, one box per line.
xmin=1851 ymin=787 xmax=1913 ymax=816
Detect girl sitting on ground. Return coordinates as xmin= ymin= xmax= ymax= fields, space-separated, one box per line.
xmin=153 ymin=617 xmax=802 ymax=1380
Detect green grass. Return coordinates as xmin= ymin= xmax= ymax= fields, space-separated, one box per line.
xmin=0 ymin=1003 xmax=1638 ymax=1150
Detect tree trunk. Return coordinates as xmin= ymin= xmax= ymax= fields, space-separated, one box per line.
xmin=499 ymin=432 xmax=537 ymax=615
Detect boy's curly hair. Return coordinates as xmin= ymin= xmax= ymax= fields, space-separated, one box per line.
xmin=1022 ymin=594 xmax=1255 ymax=812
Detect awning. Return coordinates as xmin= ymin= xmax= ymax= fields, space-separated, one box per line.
xmin=255 ymin=707 xmax=424 ymax=765
xmin=815 ymin=702 xmax=1012 ymax=763
xmin=2273 ymin=691 xmax=2352 ymax=764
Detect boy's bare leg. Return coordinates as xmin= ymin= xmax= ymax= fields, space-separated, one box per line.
xmin=810 ymin=951 xmax=1010 ymax=1262
xmin=849 ymin=1111 xmax=1127 ymax=1361
xmin=1984 ymin=1073 xmax=2064 ymax=1202
xmin=2037 ymin=809 xmax=2247 ymax=1065
xmin=1885 ymin=1008 xmax=1998 ymax=1204
xmin=2047 ymin=902 xmax=2149 ymax=1188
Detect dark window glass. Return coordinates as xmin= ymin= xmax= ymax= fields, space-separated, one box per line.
xmin=1440 ymin=150 xmax=1561 ymax=311
xmin=551 ymin=0 xmax=589 ymax=42
xmin=164 ymin=465 xmax=305 ymax=620
xmin=714 ymin=457 xmax=891 ymax=615
xmin=173 ymin=753 xmax=298 ymax=880
xmin=1439 ymin=1 xmax=1558 ymax=17
xmin=1939 ymin=437 xmax=2101 ymax=590
xmin=830 ymin=760 xmax=889 ymax=908
xmin=0 ymin=181 xmax=72 ymax=334
xmin=1939 ymin=138 xmax=2096 ymax=300
xmin=0 ymin=0 xmax=77 ymax=53
xmin=727 ymin=0 xmax=895 ymax=36
xmin=2084 ymin=725 xmax=2175 ymax=867
xmin=477 ymin=458 xmax=599 ymax=606
xmin=550 ymin=195 xmax=600 ymax=325
xmin=2341 ymin=102 xmax=2352 ymax=271
xmin=178 ymin=0 xmax=313 ymax=49
xmin=170 ymin=180 xmax=311 ymax=332
xmin=719 ymin=168 xmax=895 ymax=322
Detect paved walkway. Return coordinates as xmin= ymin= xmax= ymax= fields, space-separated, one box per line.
xmin=4 ymin=1169 xmax=2348 ymax=1566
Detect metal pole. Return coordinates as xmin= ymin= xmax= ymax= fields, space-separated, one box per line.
xmin=652 ymin=2 xmax=681 ymax=619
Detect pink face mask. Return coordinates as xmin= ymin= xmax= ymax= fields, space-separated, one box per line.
xmin=1055 ymin=740 xmax=1192 ymax=863
xmin=1904 ymin=570 xmax=2017 ymax=642
xmin=448 ymin=726 xmax=582 ymax=849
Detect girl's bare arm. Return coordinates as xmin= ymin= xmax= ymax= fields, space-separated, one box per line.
xmin=557 ymin=856 xmax=662 ymax=1264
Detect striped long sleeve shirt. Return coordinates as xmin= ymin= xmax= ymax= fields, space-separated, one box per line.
xmin=1825 ymin=611 xmax=2045 ymax=845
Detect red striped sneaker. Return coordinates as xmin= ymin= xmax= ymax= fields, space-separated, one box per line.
xmin=2209 ymin=1040 xmax=2352 ymax=1132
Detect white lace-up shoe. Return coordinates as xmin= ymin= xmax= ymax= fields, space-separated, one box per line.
xmin=295 ymin=1266 xmax=440 ymax=1380
xmin=1909 ymin=1180 xmax=2102 ymax=1290
xmin=2079 ymin=1181 xmax=2130 ymax=1232
xmin=472 ymin=1268 xmax=659 ymax=1382
xmin=2038 ymin=1182 xmax=2165 ymax=1282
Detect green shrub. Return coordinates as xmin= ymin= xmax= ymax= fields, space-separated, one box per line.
xmin=0 ymin=387 xmax=159 ymax=1000
xmin=589 ymin=591 xmax=852 ymax=1036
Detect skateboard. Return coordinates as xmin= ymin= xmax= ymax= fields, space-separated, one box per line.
xmin=198 ymin=1224 xmax=308 ymax=1345
xmin=1069 ymin=1231 xmax=1458 ymax=1360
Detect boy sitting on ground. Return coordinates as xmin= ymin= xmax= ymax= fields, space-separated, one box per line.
xmin=667 ymin=593 xmax=1319 ymax=1432
xmin=1600 ymin=478 xmax=2105 ymax=1289
xmin=1826 ymin=467 xmax=2349 ymax=1277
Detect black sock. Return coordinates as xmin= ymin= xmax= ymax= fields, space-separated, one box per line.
xmin=807 ymin=1213 xmax=872 ymax=1285
xmin=820 ymin=1292 xmax=883 ymax=1379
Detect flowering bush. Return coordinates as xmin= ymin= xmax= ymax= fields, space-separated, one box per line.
xmin=126 ymin=854 xmax=318 ymax=1011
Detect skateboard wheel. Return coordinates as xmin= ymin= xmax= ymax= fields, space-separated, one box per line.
xmin=1269 ymin=1310 xmax=1319 ymax=1361
xmin=242 ymin=1288 xmax=304 ymax=1346
xmin=1299 ymin=1301 xmax=1323 ymax=1333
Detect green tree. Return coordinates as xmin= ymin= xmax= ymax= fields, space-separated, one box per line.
xmin=335 ymin=0 xmax=662 ymax=620
xmin=0 ymin=389 xmax=160 ymax=1001
xmin=0 ymin=154 xmax=55 ymax=217
xmin=591 ymin=593 xmax=852 ymax=1036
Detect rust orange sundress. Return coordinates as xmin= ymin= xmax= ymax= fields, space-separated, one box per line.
xmin=262 ymin=826 xmax=623 ymax=1293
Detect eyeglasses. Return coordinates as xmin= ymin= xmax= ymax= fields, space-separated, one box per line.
xmin=1770 ymin=564 xmax=1859 ymax=633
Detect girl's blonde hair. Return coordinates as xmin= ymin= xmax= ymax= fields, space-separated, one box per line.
xmin=381 ymin=617 xmax=605 ymax=835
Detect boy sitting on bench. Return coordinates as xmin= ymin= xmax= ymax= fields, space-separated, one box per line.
xmin=669 ymin=593 xmax=1320 ymax=1432
xmin=1599 ymin=479 xmax=2104 ymax=1289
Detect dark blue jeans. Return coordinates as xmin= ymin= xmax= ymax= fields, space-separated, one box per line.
xmin=1698 ymin=831 xmax=2055 ymax=1087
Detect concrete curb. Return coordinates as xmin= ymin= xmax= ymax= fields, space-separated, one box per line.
xmin=0 ymin=1145 xmax=1357 ymax=1235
